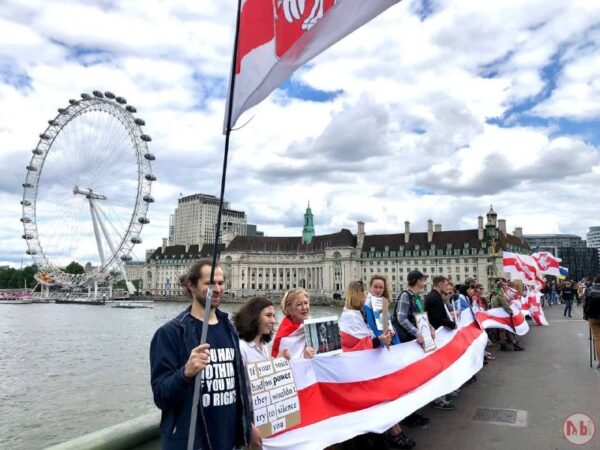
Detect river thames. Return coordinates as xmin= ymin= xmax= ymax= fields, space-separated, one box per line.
xmin=0 ymin=301 xmax=338 ymax=449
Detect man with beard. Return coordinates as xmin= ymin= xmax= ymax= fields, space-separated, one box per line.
xmin=150 ymin=260 xmax=253 ymax=450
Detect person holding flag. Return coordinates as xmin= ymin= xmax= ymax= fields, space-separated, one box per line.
xmin=490 ymin=279 xmax=525 ymax=352
xmin=149 ymin=260 xmax=253 ymax=450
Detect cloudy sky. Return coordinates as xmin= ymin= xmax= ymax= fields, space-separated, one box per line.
xmin=1 ymin=0 xmax=600 ymax=268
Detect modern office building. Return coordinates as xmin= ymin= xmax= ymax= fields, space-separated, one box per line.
xmin=587 ymin=226 xmax=600 ymax=260
xmin=525 ymin=232 xmax=599 ymax=280
xmin=169 ymin=193 xmax=247 ymax=247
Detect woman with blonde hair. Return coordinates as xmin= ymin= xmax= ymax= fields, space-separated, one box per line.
xmin=338 ymin=281 xmax=414 ymax=449
xmin=339 ymin=281 xmax=393 ymax=352
xmin=271 ymin=288 xmax=314 ymax=359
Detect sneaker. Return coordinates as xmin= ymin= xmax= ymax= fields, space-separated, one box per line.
xmin=400 ymin=412 xmax=429 ymax=428
xmin=389 ymin=432 xmax=415 ymax=449
xmin=513 ymin=343 xmax=525 ymax=351
xmin=465 ymin=375 xmax=477 ymax=385
xmin=433 ymin=399 xmax=455 ymax=410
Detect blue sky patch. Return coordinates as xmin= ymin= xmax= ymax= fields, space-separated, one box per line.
xmin=413 ymin=0 xmax=436 ymax=21
xmin=0 ymin=59 xmax=31 ymax=90
xmin=279 ymin=78 xmax=343 ymax=103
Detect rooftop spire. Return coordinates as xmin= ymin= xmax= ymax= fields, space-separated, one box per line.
xmin=302 ymin=202 xmax=315 ymax=244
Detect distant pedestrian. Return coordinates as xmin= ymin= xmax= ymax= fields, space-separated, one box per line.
xmin=550 ymin=283 xmax=559 ymax=306
xmin=562 ymin=282 xmax=575 ymax=318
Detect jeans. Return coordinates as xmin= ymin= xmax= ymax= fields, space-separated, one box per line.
xmin=563 ymin=301 xmax=572 ymax=317
xmin=590 ymin=319 xmax=600 ymax=362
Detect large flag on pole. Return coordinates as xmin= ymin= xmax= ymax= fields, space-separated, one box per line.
xmin=503 ymin=251 xmax=545 ymax=286
xmin=531 ymin=251 xmax=562 ymax=277
xmin=225 ymin=0 xmax=402 ymax=130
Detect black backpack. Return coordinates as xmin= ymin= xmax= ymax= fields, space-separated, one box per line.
xmin=391 ymin=290 xmax=417 ymax=343
xmin=584 ymin=286 xmax=600 ymax=319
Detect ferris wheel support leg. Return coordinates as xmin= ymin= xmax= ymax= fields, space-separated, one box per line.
xmin=92 ymin=200 xmax=117 ymax=256
xmin=89 ymin=200 xmax=106 ymax=266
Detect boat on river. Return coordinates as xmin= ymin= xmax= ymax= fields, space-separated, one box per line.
xmin=55 ymin=298 xmax=106 ymax=305
xmin=111 ymin=301 xmax=154 ymax=309
xmin=0 ymin=298 xmax=33 ymax=304
xmin=0 ymin=293 xmax=33 ymax=304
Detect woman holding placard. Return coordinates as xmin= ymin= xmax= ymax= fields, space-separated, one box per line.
xmin=271 ymin=288 xmax=315 ymax=359
xmin=338 ymin=281 xmax=415 ymax=449
xmin=234 ymin=296 xmax=279 ymax=449
xmin=364 ymin=275 xmax=400 ymax=346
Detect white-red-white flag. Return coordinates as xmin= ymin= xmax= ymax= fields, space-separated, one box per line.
xmin=531 ymin=251 xmax=562 ymax=277
xmin=503 ymin=251 xmax=545 ymax=286
xmin=225 ymin=0 xmax=402 ymax=130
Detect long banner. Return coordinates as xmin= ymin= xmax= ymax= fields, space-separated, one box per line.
xmin=263 ymin=309 xmax=487 ymax=449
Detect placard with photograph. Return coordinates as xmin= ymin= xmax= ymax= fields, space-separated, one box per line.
xmin=303 ymin=316 xmax=342 ymax=355
xmin=414 ymin=312 xmax=437 ymax=353
xmin=246 ymin=357 xmax=301 ymax=439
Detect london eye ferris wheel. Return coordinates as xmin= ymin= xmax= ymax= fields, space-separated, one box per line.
xmin=20 ymin=91 xmax=156 ymax=289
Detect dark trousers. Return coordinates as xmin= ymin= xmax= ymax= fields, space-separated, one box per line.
xmin=563 ymin=301 xmax=573 ymax=317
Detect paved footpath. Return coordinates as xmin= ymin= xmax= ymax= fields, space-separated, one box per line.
xmin=406 ymin=304 xmax=600 ymax=450
xmin=135 ymin=305 xmax=599 ymax=450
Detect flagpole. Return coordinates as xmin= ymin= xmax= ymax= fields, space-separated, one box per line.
xmin=590 ymin=327 xmax=593 ymax=368
xmin=188 ymin=1 xmax=243 ymax=449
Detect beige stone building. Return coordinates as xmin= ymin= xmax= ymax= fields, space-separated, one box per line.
xmin=144 ymin=206 xmax=530 ymax=298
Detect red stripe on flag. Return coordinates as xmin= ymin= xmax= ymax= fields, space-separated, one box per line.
xmin=279 ymin=322 xmax=483 ymax=433
xmin=236 ymin=0 xmax=275 ymax=74
xmin=476 ymin=312 xmax=525 ymax=328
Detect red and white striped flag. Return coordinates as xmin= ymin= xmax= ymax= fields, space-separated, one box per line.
xmin=474 ymin=303 xmax=530 ymax=336
xmin=503 ymin=251 xmax=545 ymax=286
xmin=338 ymin=307 xmax=375 ymax=351
xmin=524 ymin=291 xmax=549 ymax=326
xmin=531 ymin=251 xmax=561 ymax=277
xmin=263 ymin=310 xmax=487 ymax=449
xmin=272 ymin=315 xmax=306 ymax=359
xmin=226 ymin=0 xmax=402 ymax=129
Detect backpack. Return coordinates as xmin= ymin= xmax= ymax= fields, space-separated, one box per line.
xmin=391 ymin=290 xmax=418 ymax=343
xmin=584 ymin=286 xmax=600 ymax=319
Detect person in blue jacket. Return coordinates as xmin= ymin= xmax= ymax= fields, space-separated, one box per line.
xmin=150 ymin=260 xmax=253 ymax=450
xmin=363 ymin=274 xmax=400 ymax=346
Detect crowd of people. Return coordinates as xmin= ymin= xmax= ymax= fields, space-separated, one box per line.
xmin=149 ymin=259 xmax=600 ymax=450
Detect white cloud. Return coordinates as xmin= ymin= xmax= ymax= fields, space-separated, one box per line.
xmin=1 ymin=0 xmax=600 ymax=268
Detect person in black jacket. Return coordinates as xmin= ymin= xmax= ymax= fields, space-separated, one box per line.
xmin=424 ymin=276 xmax=457 ymax=409
xmin=562 ymin=281 xmax=575 ymax=318
xmin=425 ymin=276 xmax=456 ymax=330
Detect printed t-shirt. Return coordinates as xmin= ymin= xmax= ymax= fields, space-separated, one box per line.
xmin=194 ymin=318 xmax=239 ymax=450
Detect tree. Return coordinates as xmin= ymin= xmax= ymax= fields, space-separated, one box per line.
xmin=64 ymin=261 xmax=85 ymax=274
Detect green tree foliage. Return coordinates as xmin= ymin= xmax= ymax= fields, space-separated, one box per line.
xmin=0 ymin=264 xmax=38 ymax=289
xmin=64 ymin=261 xmax=85 ymax=274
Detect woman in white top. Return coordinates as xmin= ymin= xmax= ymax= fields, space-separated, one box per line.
xmin=234 ymin=296 xmax=277 ymax=365
xmin=234 ymin=297 xmax=278 ymax=448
